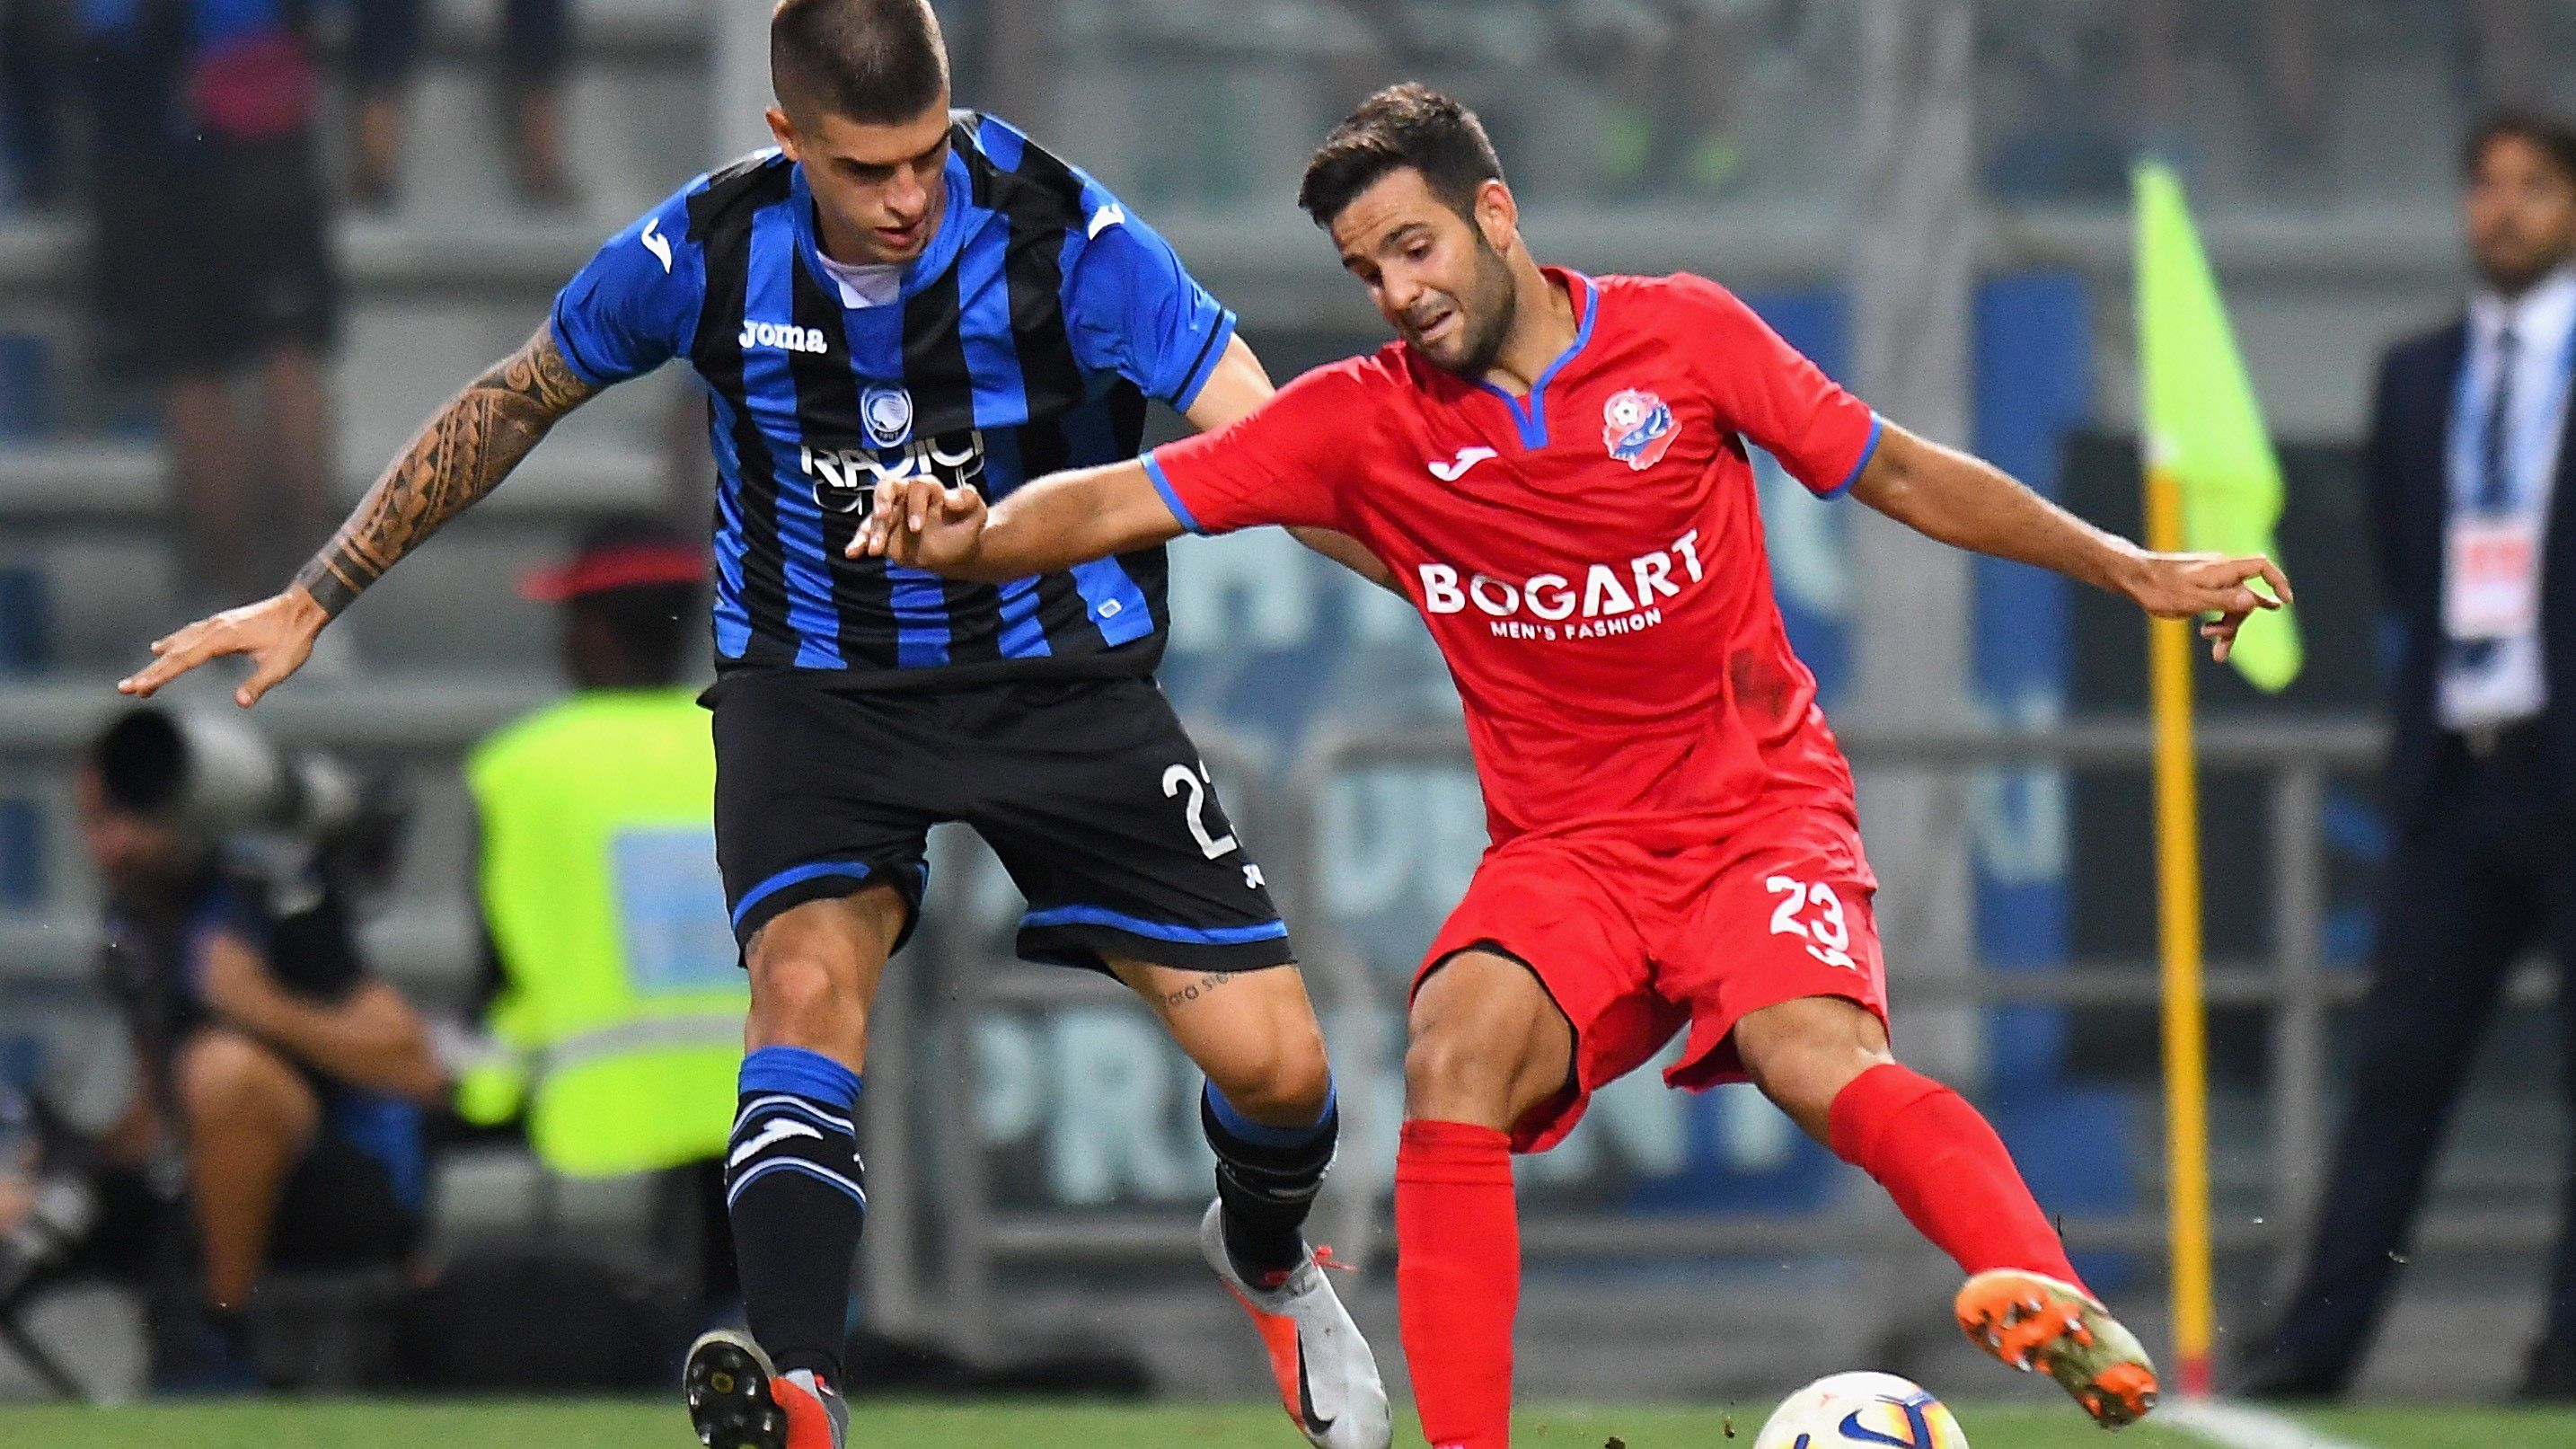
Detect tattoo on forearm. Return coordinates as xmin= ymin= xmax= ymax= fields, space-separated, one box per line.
xmin=293 ymin=327 xmax=596 ymax=616
xmin=291 ymin=551 xmax=366 ymax=616
xmin=1160 ymin=971 xmax=1238 ymax=1010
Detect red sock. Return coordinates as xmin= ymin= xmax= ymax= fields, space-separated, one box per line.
xmin=1396 ymin=1120 xmax=1518 ymax=1449
xmin=1827 ymin=1062 xmax=2086 ymax=1292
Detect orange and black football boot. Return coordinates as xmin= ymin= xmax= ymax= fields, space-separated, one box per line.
xmin=684 ymin=1329 xmax=846 ymax=1449
xmin=1956 ymin=1269 xmax=2159 ymax=1427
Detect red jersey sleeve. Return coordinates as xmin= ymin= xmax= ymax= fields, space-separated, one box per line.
xmin=1665 ymin=273 xmax=1881 ymax=498
xmin=1142 ymin=361 xmax=1370 ymax=535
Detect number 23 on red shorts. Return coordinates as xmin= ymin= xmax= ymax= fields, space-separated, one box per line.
xmin=1416 ymin=812 xmax=1888 ymax=1153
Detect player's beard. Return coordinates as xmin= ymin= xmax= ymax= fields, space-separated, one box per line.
xmin=1404 ymin=235 xmax=1518 ymax=379
xmin=1442 ymin=238 xmax=1519 ymax=379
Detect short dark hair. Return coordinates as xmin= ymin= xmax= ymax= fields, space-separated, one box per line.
xmin=92 ymin=707 xmax=186 ymax=817
xmin=1298 ymin=84 xmax=1505 ymax=229
xmin=2464 ymin=109 xmax=2576 ymax=185
xmin=771 ymin=0 xmax=949 ymax=127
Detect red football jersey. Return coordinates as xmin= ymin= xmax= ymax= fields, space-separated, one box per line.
xmin=1146 ymin=269 xmax=1881 ymax=848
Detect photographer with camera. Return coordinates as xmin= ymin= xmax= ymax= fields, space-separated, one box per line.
xmin=78 ymin=705 xmax=442 ymax=1390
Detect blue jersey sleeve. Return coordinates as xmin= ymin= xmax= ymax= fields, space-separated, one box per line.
xmin=1059 ymin=183 xmax=1238 ymax=411
xmin=549 ymin=183 xmax=709 ymax=387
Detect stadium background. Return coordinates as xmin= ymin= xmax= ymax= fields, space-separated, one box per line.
xmin=0 ymin=0 xmax=2553 ymax=1424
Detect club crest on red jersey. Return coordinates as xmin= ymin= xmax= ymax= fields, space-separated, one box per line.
xmin=1602 ymin=388 xmax=1676 ymax=470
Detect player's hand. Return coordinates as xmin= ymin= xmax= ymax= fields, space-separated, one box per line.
xmin=850 ymin=477 xmax=989 ymax=573
xmin=2123 ymin=552 xmax=2294 ymax=665
xmin=116 ymin=588 xmax=330 ymax=707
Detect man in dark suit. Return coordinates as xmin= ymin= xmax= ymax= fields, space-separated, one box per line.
xmin=2242 ymin=111 xmax=2576 ymax=1400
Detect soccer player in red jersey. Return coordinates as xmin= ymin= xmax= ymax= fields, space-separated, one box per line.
xmin=858 ymin=85 xmax=2292 ymax=1441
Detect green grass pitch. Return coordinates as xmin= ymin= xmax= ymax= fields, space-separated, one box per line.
xmin=3 ymin=1400 xmax=2575 ymax=1449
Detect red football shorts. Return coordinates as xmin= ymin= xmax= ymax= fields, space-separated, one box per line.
xmin=1416 ymin=806 xmax=1887 ymax=1153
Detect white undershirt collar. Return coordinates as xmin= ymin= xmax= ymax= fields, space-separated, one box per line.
xmin=815 ymin=248 xmax=904 ymax=310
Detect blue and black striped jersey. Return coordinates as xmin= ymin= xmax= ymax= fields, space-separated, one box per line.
xmin=547 ymin=112 xmax=1237 ymax=686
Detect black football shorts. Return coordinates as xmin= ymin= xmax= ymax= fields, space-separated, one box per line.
xmin=708 ymin=670 xmax=1293 ymax=974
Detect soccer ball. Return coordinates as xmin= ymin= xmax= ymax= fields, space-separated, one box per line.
xmin=1752 ymin=1372 xmax=1970 ymax=1449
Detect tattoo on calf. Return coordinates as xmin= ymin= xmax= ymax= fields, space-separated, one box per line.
xmin=292 ymin=327 xmax=597 ymax=617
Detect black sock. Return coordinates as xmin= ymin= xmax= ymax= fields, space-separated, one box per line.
xmin=1202 ymin=1079 xmax=1338 ymax=1284
xmin=728 ymin=1047 xmax=866 ymax=1386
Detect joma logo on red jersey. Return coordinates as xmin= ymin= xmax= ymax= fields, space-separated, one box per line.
xmin=1416 ymin=530 xmax=1705 ymax=627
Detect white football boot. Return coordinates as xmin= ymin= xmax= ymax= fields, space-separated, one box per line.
xmin=1198 ymin=1198 xmax=1392 ymax=1449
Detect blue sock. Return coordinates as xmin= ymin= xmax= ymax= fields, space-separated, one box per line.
xmin=1202 ymin=1078 xmax=1338 ymax=1283
xmin=728 ymin=1046 xmax=864 ymax=1385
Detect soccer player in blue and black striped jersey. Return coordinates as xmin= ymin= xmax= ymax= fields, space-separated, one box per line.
xmin=119 ymin=4 xmax=1391 ymax=1446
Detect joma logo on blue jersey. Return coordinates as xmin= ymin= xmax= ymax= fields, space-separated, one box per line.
xmin=739 ymin=319 xmax=831 ymax=355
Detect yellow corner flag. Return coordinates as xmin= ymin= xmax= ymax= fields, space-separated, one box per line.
xmin=2134 ymin=162 xmax=2303 ymax=692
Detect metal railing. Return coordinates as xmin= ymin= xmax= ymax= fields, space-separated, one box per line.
xmin=876 ymin=716 xmax=2441 ymax=1350
xmin=901 ymin=711 xmax=2576 ymax=1361
xmin=15 ymin=699 xmax=2564 ymax=1365
xmin=1274 ymin=714 xmax=2545 ymax=1368
xmin=1270 ymin=718 xmax=2401 ymax=1275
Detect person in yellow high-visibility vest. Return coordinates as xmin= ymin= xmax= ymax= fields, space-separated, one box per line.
xmin=458 ymin=517 xmax=743 ymax=1247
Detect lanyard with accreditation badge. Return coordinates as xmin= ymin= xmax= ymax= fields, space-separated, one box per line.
xmin=2445 ymin=316 xmax=2576 ymax=642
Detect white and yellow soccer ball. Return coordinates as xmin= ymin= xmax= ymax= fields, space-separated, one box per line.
xmin=1753 ymin=1372 xmax=1970 ymax=1449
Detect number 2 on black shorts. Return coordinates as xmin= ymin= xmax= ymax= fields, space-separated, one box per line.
xmin=1162 ymin=763 xmax=1239 ymax=861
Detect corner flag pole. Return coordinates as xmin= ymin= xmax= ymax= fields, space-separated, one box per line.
xmin=2135 ymin=158 xmax=2296 ymax=1400
xmin=2143 ymin=467 xmax=2217 ymax=1400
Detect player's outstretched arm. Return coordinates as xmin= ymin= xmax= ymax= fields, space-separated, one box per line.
xmin=118 ymin=325 xmax=602 ymax=706
xmin=1185 ymin=334 xmax=1398 ymax=594
xmin=854 ymin=460 xmax=1183 ymax=583
xmin=1848 ymin=421 xmax=2293 ymax=664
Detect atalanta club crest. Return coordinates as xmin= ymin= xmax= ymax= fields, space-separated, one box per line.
xmin=1601 ymin=388 xmax=1676 ymax=470
xmin=861 ymin=384 xmax=914 ymax=448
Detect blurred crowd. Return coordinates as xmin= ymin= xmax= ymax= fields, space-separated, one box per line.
xmin=4 ymin=2 xmax=2565 ymax=221
xmin=1987 ymin=0 xmax=2562 ymax=199
xmin=0 ymin=0 xmax=571 ymax=216
xmin=2126 ymin=0 xmax=2549 ymax=177
xmin=1313 ymin=0 xmax=1768 ymax=200
xmin=0 ymin=0 xmax=578 ymax=625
